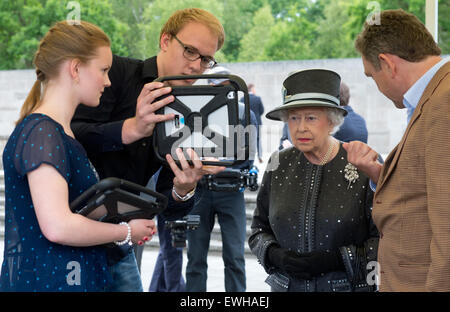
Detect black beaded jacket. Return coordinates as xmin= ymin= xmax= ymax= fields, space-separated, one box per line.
xmin=249 ymin=144 xmax=379 ymax=292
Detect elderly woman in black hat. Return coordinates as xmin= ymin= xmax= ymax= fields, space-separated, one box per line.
xmin=249 ymin=69 xmax=379 ymax=292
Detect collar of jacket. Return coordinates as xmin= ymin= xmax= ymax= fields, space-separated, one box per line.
xmin=377 ymin=61 xmax=450 ymax=190
xmin=141 ymin=56 xmax=158 ymax=80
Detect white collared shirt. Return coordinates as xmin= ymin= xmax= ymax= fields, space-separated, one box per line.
xmin=371 ymin=57 xmax=449 ymax=192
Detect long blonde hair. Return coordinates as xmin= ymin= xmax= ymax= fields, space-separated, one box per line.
xmin=17 ymin=20 xmax=110 ymax=125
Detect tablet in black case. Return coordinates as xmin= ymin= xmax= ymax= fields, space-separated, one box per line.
xmin=153 ymin=74 xmax=251 ymax=167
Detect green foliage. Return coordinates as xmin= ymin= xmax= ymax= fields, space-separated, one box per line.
xmin=238 ymin=5 xmax=274 ymax=62
xmin=1 ymin=0 xmax=448 ymax=69
xmin=313 ymin=0 xmax=357 ymax=59
xmin=109 ymin=0 xmax=150 ymax=58
xmin=438 ymin=0 xmax=450 ymax=54
xmin=139 ymin=0 xmax=223 ymax=60
xmin=219 ymin=0 xmax=263 ymax=62
xmin=347 ymin=0 xmax=449 ymax=54
xmin=264 ymin=5 xmax=316 ymax=60
xmin=267 ymin=0 xmax=310 ymax=18
xmin=0 ymin=0 xmax=128 ymax=69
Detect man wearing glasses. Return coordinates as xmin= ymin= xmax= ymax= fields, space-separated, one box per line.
xmin=71 ymin=8 xmax=225 ymax=292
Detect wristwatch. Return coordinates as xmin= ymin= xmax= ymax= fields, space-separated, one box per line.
xmin=172 ymin=186 xmax=196 ymax=202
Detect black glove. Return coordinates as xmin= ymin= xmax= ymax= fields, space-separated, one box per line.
xmin=267 ymin=245 xmax=344 ymax=280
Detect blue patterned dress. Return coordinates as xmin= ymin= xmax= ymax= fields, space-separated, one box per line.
xmin=0 ymin=114 xmax=111 ymax=291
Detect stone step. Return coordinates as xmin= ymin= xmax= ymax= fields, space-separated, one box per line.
xmin=0 ymin=141 xmax=259 ymax=254
xmin=143 ymin=227 xmax=252 ymax=254
xmin=0 ymin=192 xmax=256 ymax=217
xmin=210 ymin=221 xmax=253 ymax=240
xmin=139 ymin=192 xmax=257 ymax=254
xmin=0 ymin=191 xmax=259 ymax=254
xmin=0 ymin=172 xmax=4 ymax=213
xmin=0 ymin=219 xmax=254 ymax=253
xmin=0 ymin=219 xmax=255 ymax=254
xmin=0 ymin=168 xmax=4 ymax=237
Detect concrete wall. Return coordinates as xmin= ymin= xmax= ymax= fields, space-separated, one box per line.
xmin=0 ymin=58 xmax=410 ymax=157
xmin=225 ymin=58 xmax=408 ymax=157
xmin=0 ymin=70 xmax=36 ymax=139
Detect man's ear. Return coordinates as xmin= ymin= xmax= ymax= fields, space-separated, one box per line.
xmin=378 ymin=53 xmax=397 ymax=78
xmin=160 ymin=33 xmax=171 ymax=51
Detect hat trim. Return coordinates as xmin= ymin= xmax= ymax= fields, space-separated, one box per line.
xmin=266 ymin=100 xmax=347 ymax=121
xmin=284 ymin=92 xmax=339 ymax=105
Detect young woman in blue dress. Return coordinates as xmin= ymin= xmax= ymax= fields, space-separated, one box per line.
xmin=0 ymin=20 xmax=156 ymax=291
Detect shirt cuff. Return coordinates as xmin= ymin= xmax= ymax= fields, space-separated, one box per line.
xmin=101 ymin=120 xmax=125 ymax=152
xmin=369 ymin=180 xmax=377 ymax=192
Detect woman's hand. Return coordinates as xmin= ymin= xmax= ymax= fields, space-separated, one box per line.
xmin=128 ymin=219 xmax=156 ymax=245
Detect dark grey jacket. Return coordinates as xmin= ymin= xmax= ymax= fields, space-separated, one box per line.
xmin=249 ymin=145 xmax=379 ymax=292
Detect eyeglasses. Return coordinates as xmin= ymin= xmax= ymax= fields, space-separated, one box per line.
xmin=173 ymin=35 xmax=217 ymax=69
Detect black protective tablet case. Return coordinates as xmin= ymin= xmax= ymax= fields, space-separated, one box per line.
xmin=70 ymin=177 xmax=167 ymax=223
xmin=153 ymin=74 xmax=251 ymax=166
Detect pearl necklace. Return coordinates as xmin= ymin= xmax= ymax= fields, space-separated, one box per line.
xmin=318 ymin=138 xmax=336 ymax=166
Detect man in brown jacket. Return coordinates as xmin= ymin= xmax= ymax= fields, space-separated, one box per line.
xmin=343 ymin=9 xmax=450 ymax=291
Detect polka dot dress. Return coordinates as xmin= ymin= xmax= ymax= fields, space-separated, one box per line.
xmin=0 ymin=114 xmax=111 ymax=291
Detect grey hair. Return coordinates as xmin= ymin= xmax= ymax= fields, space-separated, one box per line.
xmin=327 ymin=108 xmax=345 ymax=134
xmin=280 ymin=107 xmax=345 ymax=134
xmin=340 ymin=82 xmax=350 ymax=106
xmin=279 ymin=110 xmax=290 ymax=122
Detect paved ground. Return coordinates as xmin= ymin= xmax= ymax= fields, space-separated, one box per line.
xmin=140 ymin=246 xmax=270 ymax=292
xmin=0 ymin=240 xmax=270 ymax=292
xmin=139 ymin=157 xmax=271 ymax=292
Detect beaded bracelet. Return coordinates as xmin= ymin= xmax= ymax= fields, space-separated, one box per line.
xmin=114 ymin=222 xmax=132 ymax=246
xmin=172 ymin=186 xmax=196 ymax=202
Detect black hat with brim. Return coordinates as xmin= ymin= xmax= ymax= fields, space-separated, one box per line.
xmin=266 ymin=69 xmax=347 ymax=121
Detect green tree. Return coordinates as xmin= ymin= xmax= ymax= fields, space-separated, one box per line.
xmin=2 ymin=1 xmax=448 ymax=69
xmin=267 ymin=0 xmax=310 ymax=18
xmin=0 ymin=0 xmax=128 ymax=69
xmin=138 ymin=0 xmax=223 ymax=60
xmin=110 ymin=0 xmax=153 ymax=59
xmin=0 ymin=0 xmax=42 ymax=69
xmin=312 ymin=0 xmax=357 ymax=59
xmin=263 ymin=4 xmax=317 ymax=61
xmin=219 ymin=0 xmax=265 ymax=62
xmin=438 ymin=0 xmax=450 ymax=54
xmin=347 ymin=0 xmax=449 ymax=54
xmin=238 ymin=5 xmax=275 ymax=62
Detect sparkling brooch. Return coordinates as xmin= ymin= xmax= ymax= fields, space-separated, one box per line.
xmin=344 ymin=163 xmax=359 ymax=189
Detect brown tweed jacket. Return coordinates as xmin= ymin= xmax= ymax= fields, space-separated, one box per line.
xmin=372 ymin=61 xmax=450 ymax=292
